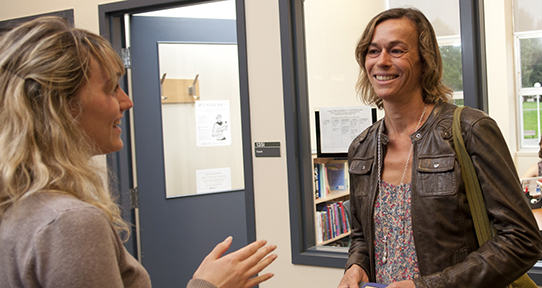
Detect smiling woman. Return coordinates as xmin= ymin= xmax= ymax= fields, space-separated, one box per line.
xmin=72 ymin=58 xmax=133 ymax=155
xmin=354 ymin=8 xmax=452 ymax=110
xmin=364 ymin=18 xmax=423 ymax=106
xmin=337 ymin=8 xmax=542 ymax=288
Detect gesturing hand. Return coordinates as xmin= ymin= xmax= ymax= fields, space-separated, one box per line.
xmin=192 ymin=236 xmax=278 ymax=288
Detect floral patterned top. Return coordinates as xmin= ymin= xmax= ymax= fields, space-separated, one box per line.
xmin=374 ymin=181 xmax=420 ymax=284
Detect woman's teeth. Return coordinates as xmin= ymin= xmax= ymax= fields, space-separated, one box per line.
xmin=376 ymin=75 xmax=397 ymax=81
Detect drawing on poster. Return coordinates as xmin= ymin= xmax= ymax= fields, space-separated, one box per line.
xmin=196 ymin=100 xmax=231 ymax=147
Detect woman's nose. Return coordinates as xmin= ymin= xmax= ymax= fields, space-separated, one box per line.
xmin=376 ymin=50 xmax=392 ymax=67
xmin=118 ymin=88 xmax=134 ymax=111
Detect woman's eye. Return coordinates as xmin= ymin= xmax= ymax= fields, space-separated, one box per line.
xmin=391 ymin=49 xmax=406 ymax=57
xmin=367 ymin=49 xmax=380 ymax=57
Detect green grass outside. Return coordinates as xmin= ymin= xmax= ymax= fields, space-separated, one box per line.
xmin=522 ymin=101 xmax=541 ymax=139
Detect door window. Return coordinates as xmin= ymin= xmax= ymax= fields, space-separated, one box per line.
xmin=138 ymin=0 xmax=245 ymax=198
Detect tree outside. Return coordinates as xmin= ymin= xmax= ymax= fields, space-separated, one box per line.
xmin=440 ymin=45 xmax=463 ymax=92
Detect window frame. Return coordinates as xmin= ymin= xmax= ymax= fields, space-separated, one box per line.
xmin=280 ymin=0 xmax=488 ymax=268
xmin=515 ymin=31 xmax=542 ymax=149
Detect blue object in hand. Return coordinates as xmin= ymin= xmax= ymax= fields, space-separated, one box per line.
xmin=359 ymin=281 xmax=387 ymax=288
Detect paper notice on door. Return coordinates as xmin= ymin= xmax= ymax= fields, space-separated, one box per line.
xmin=196 ymin=167 xmax=232 ymax=194
xmin=319 ymin=106 xmax=373 ymax=154
xmin=195 ymin=100 xmax=231 ymax=147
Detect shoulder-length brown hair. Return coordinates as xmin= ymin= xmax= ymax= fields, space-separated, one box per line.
xmin=355 ymin=7 xmax=452 ymax=108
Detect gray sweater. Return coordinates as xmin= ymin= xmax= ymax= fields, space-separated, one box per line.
xmin=0 ymin=192 xmax=215 ymax=288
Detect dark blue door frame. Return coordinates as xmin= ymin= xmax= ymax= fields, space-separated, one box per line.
xmin=99 ymin=1 xmax=256 ymax=287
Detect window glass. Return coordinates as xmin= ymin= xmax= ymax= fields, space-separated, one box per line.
xmin=286 ymin=0 xmax=487 ymax=267
xmin=514 ymin=0 xmax=542 ymax=32
xmin=389 ymin=0 xmax=463 ymax=105
xmin=303 ymin=0 xmax=374 ymax=251
xmin=519 ymin=37 xmax=542 ymax=88
xmin=303 ymin=0 xmax=368 ymax=155
xmin=389 ymin=0 xmax=460 ymax=37
xmin=303 ymin=0 xmax=462 ymax=250
xmin=440 ymin=44 xmax=463 ymax=91
xmin=514 ymin=0 xmax=542 ymax=148
xmin=520 ymin=95 xmax=542 ymax=146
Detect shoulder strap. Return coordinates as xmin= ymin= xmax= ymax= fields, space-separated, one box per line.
xmin=452 ymin=107 xmax=493 ymax=245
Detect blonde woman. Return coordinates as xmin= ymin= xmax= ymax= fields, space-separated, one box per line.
xmin=0 ymin=17 xmax=276 ymax=288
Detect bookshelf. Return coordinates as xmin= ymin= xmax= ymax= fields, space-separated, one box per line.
xmin=313 ymin=156 xmax=351 ymax=246
xmin=311 ymin=107 xmax=375 ymax=247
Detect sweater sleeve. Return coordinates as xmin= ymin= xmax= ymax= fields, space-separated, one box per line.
xmin=31 ymin=206 xmax=129 ymax=288
xmin=187 ymin=279 xmax=217 ymax=288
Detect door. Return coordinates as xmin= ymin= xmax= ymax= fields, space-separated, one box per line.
xmin=127 ymin=1 xmax=255 ymax=287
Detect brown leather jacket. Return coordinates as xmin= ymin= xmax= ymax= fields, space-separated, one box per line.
xmin=346 ymin=101 xmax=542 ymax=287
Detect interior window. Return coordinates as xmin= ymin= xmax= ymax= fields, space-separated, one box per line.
xmin=303 ymin=0 xmax=462 ymax=252
xmin=282 ymin=0 xmax=485 ymax=268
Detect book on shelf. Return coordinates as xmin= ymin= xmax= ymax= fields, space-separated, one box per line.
xmin=314 ymin=165 xmax=319 ymax=199
xmin=315 ymin=163 xmax=331 ymax=199
xmin=326 ymin=162 xmax=347 ymax=191
xmin=338 ymin=202 xmax=348 ymax=234
xmin=316 ymin=211 xmax=324 ymax=243
xmin=316 ymin=200 xmax=351 ymax=244
xmin=314 ymin=161 xmax=349 ymax=200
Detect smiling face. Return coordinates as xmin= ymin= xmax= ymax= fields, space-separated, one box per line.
xmin=365 ymin=17 xmax=423 ymax=104
xmin=73 ymin=58 xmax=133 ymax=155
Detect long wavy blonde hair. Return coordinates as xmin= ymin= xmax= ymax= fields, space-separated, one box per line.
xmin=0 ymin=16 xmax=129 ymax=237
xmin=355 ymin=8 xmax=453 ymax=109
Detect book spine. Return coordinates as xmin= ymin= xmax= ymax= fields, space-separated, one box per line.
xmin=338 ymin=202 xmax=348 ymax=234
xmin=316 ymin=212 xmax=323 ymax=243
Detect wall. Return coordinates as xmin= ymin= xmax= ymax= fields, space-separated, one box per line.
xmin=0 ymin=0 xmax=119 ymax=32
xmin=0 ymin=0 xmax=538 ymax=287
xmin=245 ymin=1 xmax=349 ymax=286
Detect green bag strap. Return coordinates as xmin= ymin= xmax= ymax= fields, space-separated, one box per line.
xmin=452 ymin=106 xmax=493 ymax=245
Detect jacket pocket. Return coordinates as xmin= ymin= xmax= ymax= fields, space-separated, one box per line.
xmin=417 ymin=154 xmax=456 ymax=196
xmin=453 ymin=246 xmax=470 ymax=264
xmin=349 ymin=158 xmax=374 ymax=197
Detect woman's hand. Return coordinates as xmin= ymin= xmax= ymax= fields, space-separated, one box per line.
xmin=192 ymin=236 xmax=277 ymax=288
xmin=387 ymin=280 xmax=415 ymax=288
xmin=337 ymin=264 xmax=368 ymax=288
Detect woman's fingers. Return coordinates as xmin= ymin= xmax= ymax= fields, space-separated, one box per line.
xmin=224 ymin=239 xmax=268 ymax=262
xmin=243 ymin=248 xmax=278 ymax=277
xmin=243 ymin=272 xmax=275 ymax=288
xmin=205 ymin=236 xmax=233 ymax=261
xmin=191 ymin=238 xmax=276 ymax=288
